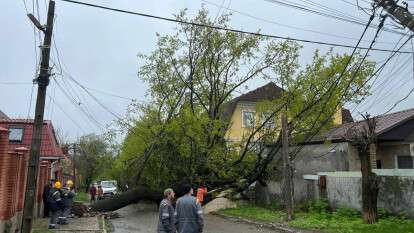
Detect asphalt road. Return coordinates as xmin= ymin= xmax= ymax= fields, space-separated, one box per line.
xmin=111 ymin=203 xmax=285 ymax=233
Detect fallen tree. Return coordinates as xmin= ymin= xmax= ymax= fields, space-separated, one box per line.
xmin=90 ymin=186 xmax=163 ymax=212
xmin=97 ymin=7 xmax=375 ymax=215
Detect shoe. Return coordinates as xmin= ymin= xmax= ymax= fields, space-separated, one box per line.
xmin=48 ymin=225 xmax=56 ymax=229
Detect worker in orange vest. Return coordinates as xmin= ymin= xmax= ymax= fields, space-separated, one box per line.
xmin=196 ymin=185 xmax=207 ymax=205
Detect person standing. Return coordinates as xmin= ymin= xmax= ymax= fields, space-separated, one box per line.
xmin=48 ymin=181 xmax=62 ymax=229
xmin=42 ymin=179 xmax=55 ymax=218
xmin=97 ymin=185 xmax=104 ymax=200
xmin=89 ymin=183 xmax=97 ymax=202
xmin=175 ymin=184 xmax=204 ymax=233
xmin=59 ymin=180 xmax=76 ymax=224
xmin=196 ymin=185 xmax=207 ymax=205
xmin=157 ymin=188 xmax=176 ymax=233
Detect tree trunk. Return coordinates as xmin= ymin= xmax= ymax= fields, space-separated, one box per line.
xmin=90 ymin=186 xmax=162 ymax=212
xmin=359 ymin=148 xmax=378 ymax=224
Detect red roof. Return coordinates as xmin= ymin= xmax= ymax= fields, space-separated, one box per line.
xmin=0 ymin=119 xmax=64 ymax=158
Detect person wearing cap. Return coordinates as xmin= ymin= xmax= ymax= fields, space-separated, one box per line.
xmin=175 ymin=184 xmax=204 ymax=233
xmin=157 ymin=188 xmax=176 ymax=233
xmin=42 ymin=179 xmax=55 ymax=218
xmin=48 ymin=181 xmax=63 ymax=229
xmin=59 ymin=180 xmax=76 ymax=224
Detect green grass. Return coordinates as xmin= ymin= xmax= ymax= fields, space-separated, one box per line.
xmin=32 ymin=218 xmax=53 ymax=233
xmin=220 ymin=205 xmax=286 ymax=222
xmin=74 ymin=191 xmax=90 ymax=203
xmin=219 ymin=203 xmax=414 ymax=233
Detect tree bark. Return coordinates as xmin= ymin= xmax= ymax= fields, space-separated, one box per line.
xmin=90 ymin=186 xmax=162 ymax=212
xmin=358 ymin=148 xmax=379 ymax=224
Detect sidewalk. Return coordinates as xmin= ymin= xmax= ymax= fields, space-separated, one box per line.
xmin=32 ymin=216 xmax=105 ymax=233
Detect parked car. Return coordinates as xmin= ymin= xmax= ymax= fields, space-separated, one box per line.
xmin=100 ymin=180 xmax=117 ymax=198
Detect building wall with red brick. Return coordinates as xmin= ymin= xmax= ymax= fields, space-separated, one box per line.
xmin=0 ymin=127 xmax=11 ymax=220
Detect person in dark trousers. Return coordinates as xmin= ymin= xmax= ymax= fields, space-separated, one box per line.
xmin=42 ymin=179 xmax=55 ymax=218
xmin=48 ymin=181 xmax=62 ymax=229
xmin=59 ymin=180 xmax=76 ymax=225
xmin=157 ymin=188 xmax=176 ymax=233
xmin=175 ymin=184 xmax=204 ymax=233
xmin=97 ymin=185 xmax=104 ymax=200
xmin=89 ymin=183 xmax=97 ymax=202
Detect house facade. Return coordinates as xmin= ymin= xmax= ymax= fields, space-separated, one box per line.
xmin=224 ymin=82 xmax=353 ymax=143
xmin=263 ymin=108 xmax=414 ymax=203
xmin=0 ymin=113 xmax=65 ymax=232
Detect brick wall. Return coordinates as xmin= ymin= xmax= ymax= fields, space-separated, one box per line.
xmin=15 ymin=147 xmax=29 ymax=212
xmin=0 ymin=126 xmax=56 ymax=232
xmin=0 ymin=127 xmax=11 ymax=220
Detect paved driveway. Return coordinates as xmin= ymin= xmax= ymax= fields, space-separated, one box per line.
xmin=111 ymin=203 xmax=284 ymax=233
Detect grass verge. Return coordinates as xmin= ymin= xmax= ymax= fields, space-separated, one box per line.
xmin=218 ymin=203 xmax=414 ymax=233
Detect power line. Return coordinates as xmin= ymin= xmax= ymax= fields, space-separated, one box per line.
xmin=47 ymin=93 xmax=87 ymax=134
xmin=59 ymin=0 xmax=411 ymax=54
xmin=202 ymin=0 xmax=394 ymax=45
xmin=27 ymin=84 xmax=35 ymax=119
xmin=264 ymin=0 xmax=406 ymax=36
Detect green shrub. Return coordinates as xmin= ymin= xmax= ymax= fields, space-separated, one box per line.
xmin=307 ymin=200 xmax=329 ymax=214
xmin=336 ymin=207 xmax=360 ymax=218
xmin=269 ymin=200 xmax=282 ymax=210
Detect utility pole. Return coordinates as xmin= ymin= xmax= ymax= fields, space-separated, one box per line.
xmin=281 ymin=111 xmax=294 ymax=220
xmin=21 ymin=1 xmax=55 ymax=233
xmin=375 ymin=0 xmax=414 ymax=31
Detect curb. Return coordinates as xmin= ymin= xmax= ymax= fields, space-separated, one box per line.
xmin=211 ymin=212 xmax=315 ymax=233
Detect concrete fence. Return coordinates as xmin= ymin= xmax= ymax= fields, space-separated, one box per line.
xmin=308 ymin=170 xmax=414 ymax=217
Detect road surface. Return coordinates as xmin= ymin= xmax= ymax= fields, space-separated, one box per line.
xmin=111 ymin=202 xmax=285 ymax=233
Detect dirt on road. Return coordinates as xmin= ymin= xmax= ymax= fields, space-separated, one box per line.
xmin=111 ymin=203 xmax=287 ymax=233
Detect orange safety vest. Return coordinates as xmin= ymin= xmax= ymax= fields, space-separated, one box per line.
xmin=196 ymin=187 xmax=207 ymax=204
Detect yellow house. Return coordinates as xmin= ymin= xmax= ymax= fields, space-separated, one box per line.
xmin=224 ymin=82 xmax=353 ymax=143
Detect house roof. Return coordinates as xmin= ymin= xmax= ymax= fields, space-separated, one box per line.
xmin=223 ymin=82 xmax=284 ymax=117
xmin=0 ymin=110 xmax=9 ymax=120
xmin=310 ymin=108 xmax=414 ymax=143
xmin=0 ymin=119 xmax=64 ymax=158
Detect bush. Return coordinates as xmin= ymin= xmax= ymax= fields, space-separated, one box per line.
xmin=307 ymin=200 xmax=329 ymax=214
xmin=269 ymin=200 xmax=282 ymax=210
xmin=336 ymin=207 xmax=360 ymax=218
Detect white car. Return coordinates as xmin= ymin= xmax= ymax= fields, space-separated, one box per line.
xmin=100 ymin=180 xmax=117 ymax=197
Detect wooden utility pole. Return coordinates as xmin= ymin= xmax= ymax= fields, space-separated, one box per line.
xmin=375 ymin=0 xmax=414 ymax=31
xmin=281 ymin=111 xmax=294 ymax=220
xmin=21 ymin=1 xmax=55 ymax=232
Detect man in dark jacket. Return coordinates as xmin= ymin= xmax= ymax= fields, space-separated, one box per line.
xmin=175 ymin=184 xmax=204 ymax=233
xmin=58 ymin=180 xmax=76 ymax=224
xmin=42 ymin=179 xmax=55 ymax=218
xmin=157 ymin=188 xmax=176 ymax=233
xmin=48 ymin=181 xmax=62 ymax=229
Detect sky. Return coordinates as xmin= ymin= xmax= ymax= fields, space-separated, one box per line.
xmin=1 ymin=0 xmax=414 ymax=140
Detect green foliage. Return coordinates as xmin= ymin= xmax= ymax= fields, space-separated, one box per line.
xmin=74 ymin=191 xmax=90 ymax=203
xmin=306 ymin=199 xmax=330 ymax=214
xmin=74 ymin=134 xmax=115 ymax=189
xmin=110 ymin=8 xmax=375 ymax=192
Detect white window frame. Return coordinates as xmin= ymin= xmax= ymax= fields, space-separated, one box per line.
xmin=394 ymin=155 xmax=414 ymax=169
xmin=242 ymin=110 xmax=256 ymax=128
xmin=9 ymin=126 xmax=24 ymax=143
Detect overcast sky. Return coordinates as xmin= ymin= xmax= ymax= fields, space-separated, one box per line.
xmin=2 ymin=0 xmax=414 ymax=140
